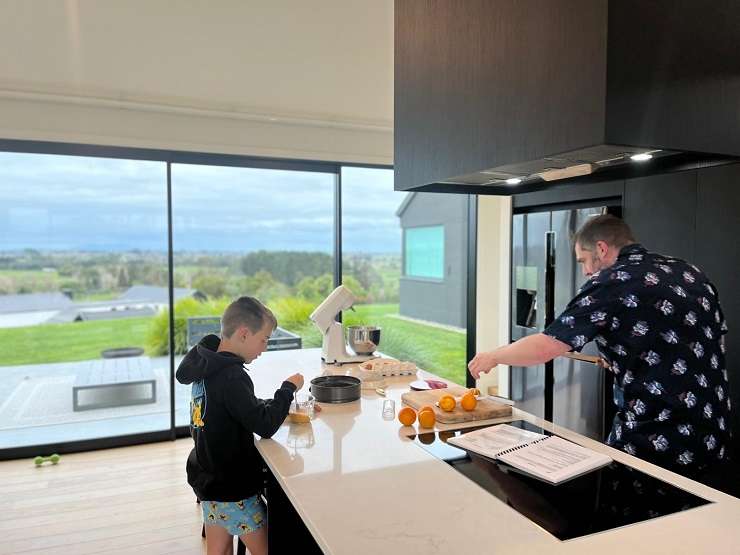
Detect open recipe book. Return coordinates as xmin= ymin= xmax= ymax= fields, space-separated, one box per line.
xmin=447 ymin=423 xmax=612 ymax=485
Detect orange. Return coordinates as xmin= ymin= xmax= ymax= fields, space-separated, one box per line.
xmin=438 ymin=394 xmax=456 ymax=412
xmin=460 ymin=392 xmax=478 ymax=411
xmin=468 ymin=388 xmax=481 ymax=396
xmin=418 ymin=404 xmax=435 ymax=415
xmin=398 ymin=407 xmax=416 ymax=426
xmin=418 ymin=409 xmax=436 ymax=428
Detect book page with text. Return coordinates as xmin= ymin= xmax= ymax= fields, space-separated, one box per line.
xmin=446 ymin=423 xmax=547 ymax=458
xmin=497 ymin=435 xmax=612 ymax=484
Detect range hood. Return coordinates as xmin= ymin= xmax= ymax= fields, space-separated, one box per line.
xmin=394 ymin=0 xmax=740 ymax=194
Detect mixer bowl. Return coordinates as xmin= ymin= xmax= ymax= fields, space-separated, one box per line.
xmin=346 ymin=325 xmax=381 ymax=355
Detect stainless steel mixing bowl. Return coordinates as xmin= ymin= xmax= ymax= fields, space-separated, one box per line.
xmin=346 ymin=325 xmax=381 ymax=355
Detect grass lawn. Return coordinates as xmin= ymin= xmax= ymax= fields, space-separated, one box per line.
xmin=0 ymin=317 xmax=153 ymax=366
xmin=287 ymin=303 xmax=468 ymax=385
xmin=0 ymin=303 xmax=468 ymax=385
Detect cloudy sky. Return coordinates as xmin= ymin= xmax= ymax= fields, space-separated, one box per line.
xmin=0 ymin=152 xmax=404 ymax=254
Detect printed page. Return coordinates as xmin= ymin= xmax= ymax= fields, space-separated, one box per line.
xmin=446 ymin=423 xmax=547 ymax=458
xmin=497 ymin=435 xmax=612 ymax=484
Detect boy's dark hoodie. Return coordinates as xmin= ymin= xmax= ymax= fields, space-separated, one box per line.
xmin=176 ymin=334 xmax=296 ymax=501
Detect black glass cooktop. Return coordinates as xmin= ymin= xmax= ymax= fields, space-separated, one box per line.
xmin=411 ymin=420 xmax=711 ymax=541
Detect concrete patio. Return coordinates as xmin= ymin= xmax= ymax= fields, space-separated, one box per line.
xmin=0 ymin=355 xmax=192 ymax=449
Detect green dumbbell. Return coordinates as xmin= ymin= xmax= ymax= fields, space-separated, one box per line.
xmin=34 ymin=454 xmax=61 ymax=467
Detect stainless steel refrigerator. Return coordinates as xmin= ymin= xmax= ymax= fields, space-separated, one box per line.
xmin=510 ymin=205 xmax=620 ymax=440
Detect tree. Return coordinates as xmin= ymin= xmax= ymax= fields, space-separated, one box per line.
xmin=117 ymin=266 xmax=130 ymax=288
xmin=240 ymin=251 xmax=332 ymax=286
xmin=193 ymin=273 xmax=228 ymax=298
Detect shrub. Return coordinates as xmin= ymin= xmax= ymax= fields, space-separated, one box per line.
xmin=268 ymin=296 xmax=315 ymax=331
xmin=145 ymin=296 xmax=230 ymax=356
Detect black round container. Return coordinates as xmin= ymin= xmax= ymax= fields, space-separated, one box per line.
xmin=309 ymin=376 xmax=361 ymax=403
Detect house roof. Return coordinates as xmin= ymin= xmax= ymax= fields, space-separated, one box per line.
xmin=75 ymin=307 xmax=157 ymax=321
xmin=395 ymin=192 xmax=416 ymax=218
xmin=0 ymin=292 xmax=74 ymax=314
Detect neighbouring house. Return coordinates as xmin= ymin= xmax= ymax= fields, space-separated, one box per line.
xmin=395 ymin=193 xmax=468 ymax=328
xmin=0 ymin=292 xmax=75 ymax=328
xmin=0 ymin=286 xmax=205 ymax=328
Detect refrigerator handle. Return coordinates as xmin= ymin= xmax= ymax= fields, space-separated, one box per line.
xmin=544 ymin=231 xmax=556 ymax=422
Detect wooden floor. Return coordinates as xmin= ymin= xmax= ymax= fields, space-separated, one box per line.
xmin=1 ymin=439 xmax=208 ymax=554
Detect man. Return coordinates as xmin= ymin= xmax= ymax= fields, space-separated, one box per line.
xmin=469 ymin=215 xmax=732 ymax=479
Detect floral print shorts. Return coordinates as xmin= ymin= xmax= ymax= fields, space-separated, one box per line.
xmin=202 ymin=494 xmax=266 ymax=536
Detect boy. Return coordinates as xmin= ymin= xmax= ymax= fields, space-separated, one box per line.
xmin=176 ymin=296 xmax=304 ymax=555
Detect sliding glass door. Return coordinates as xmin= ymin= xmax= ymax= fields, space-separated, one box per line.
xmin=0 ymin=141 xmax=474 ymax=459
xmin=0 ymin=152 xmax=170 ymax=450
xmin=170 ymin=163 xmax=335 ymax=427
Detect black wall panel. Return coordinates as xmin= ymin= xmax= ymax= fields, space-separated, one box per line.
xmin=695 ymin=163 xmax=740 ymax=459
xmin=623 ymin=171 xmax=697 ymax=262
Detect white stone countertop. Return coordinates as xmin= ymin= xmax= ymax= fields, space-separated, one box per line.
xmin=250 ymin=348 xmax=740 ymax=555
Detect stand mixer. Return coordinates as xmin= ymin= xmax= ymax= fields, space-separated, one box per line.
xmin=309 ymin=285 xmax=379 ymax=364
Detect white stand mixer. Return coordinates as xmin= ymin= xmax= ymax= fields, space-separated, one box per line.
xmin=309 ymin=285 xmax=378 ymax=364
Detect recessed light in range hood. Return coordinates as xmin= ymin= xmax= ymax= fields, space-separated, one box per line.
xmin=438 ymin=146 xmax=677 ymax=190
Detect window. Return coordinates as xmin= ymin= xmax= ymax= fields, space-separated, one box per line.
xmin=404 ymin=225 xmax=444 ymax=279
xmin=0 ymin=152 xmax=169 ymax=449
xmin=171 ymin=163 xmax=334 ymax=427
xmin=342 ymin=168 xmax=469 ymax=385
xmin=0 ymin=142 xmax=474 ymax=457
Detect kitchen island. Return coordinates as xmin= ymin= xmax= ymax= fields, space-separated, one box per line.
xmin=250 ymin=348 xmax=740 ymax=554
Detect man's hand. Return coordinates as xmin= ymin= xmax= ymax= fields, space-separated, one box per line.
xmin=286 ymin=373 xmax=304 ymax=390
xmin=468 ymin=352 xmax=498 ymax=379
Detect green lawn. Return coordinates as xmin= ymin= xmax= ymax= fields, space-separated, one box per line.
xmin=0 ymin=317 xmax=153 ymax=366
xmin=287 ymin=304 xmax=467 ymax=385
xmin=0 ymin=303 xmax=468 ymax=385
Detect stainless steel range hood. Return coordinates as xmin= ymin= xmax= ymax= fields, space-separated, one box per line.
xmin=394 ymin=0 xmax=740 ymax=195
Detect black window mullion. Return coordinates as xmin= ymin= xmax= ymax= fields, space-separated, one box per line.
xmin=166 ymin=162 xmax=176 ymax=439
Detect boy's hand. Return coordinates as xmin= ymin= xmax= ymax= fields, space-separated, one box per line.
xmin=286 ymin=373 xmax=304 ymax=390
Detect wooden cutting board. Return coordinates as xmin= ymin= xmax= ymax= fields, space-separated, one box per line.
xmin=401 ymin=386 xmax=512 ymax=424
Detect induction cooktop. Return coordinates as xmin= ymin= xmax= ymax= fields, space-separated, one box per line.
xmin=410 ymin=420 xmax=711 ymax=541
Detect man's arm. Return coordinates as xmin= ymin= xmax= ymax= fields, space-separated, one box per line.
xmin=468 ymin=333 xmax=571 ymax=379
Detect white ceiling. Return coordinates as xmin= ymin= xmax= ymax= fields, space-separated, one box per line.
xmin=0 ymin=1 xmax=393 ymax=162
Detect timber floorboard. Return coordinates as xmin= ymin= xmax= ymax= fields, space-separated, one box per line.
xmin=0 ymin=438 xmax=214 ymax=555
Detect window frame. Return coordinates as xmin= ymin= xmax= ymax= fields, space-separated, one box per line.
xmin=0 ymin=138 xmax=478 ymax=460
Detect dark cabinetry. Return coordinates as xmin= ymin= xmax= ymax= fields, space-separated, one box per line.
xmin=623 ymin=171 xmax=697 ymax=262
xmin=621 ymin=165 xmax=740 ymax=459
xmin=695 ymin=164 xmax=740 ymax=447
xmin=394 ymin=0 xmax=608 ymax=191
xmin=395 ymin=1 xmax=740 ymax=193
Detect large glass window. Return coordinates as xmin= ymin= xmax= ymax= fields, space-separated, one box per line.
xmin=341 ymin=167 xmax=469 ymax=385
xmin=404 ymin=225 xmax=444 ymax=279
xmin=0 ymin=145 xmax=473 ymax=456
xmin=171 ymin=164 xmax=334 ymax=427
xmin=0 ymin=152 xmax=169 ymax=449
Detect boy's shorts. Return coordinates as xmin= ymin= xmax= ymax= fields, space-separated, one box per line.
xmin=202 ymin=494 xmax=267 ymax=536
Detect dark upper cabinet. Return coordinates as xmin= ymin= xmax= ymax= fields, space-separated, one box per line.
xmin=623 ymin=170 xmax=697 ymax=262
xmin=395 ymin=1 xmax=740 ymax=194
xmin=606 ymin=1 xmax=740 ymax=157
xmin=394 ymin=0 xmax=608 ymax=191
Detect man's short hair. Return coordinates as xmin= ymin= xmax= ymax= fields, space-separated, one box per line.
xmin=573 ymin=214 xmax=636 ymax=251
xmin=221 ymin=296 xmax=277 ymax=338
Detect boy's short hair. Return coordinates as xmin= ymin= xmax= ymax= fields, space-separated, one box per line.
xmin=573 ymin=214 xmax=636 ymax=251
xmin=221 ymin=296 xmax=277 ymax=338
